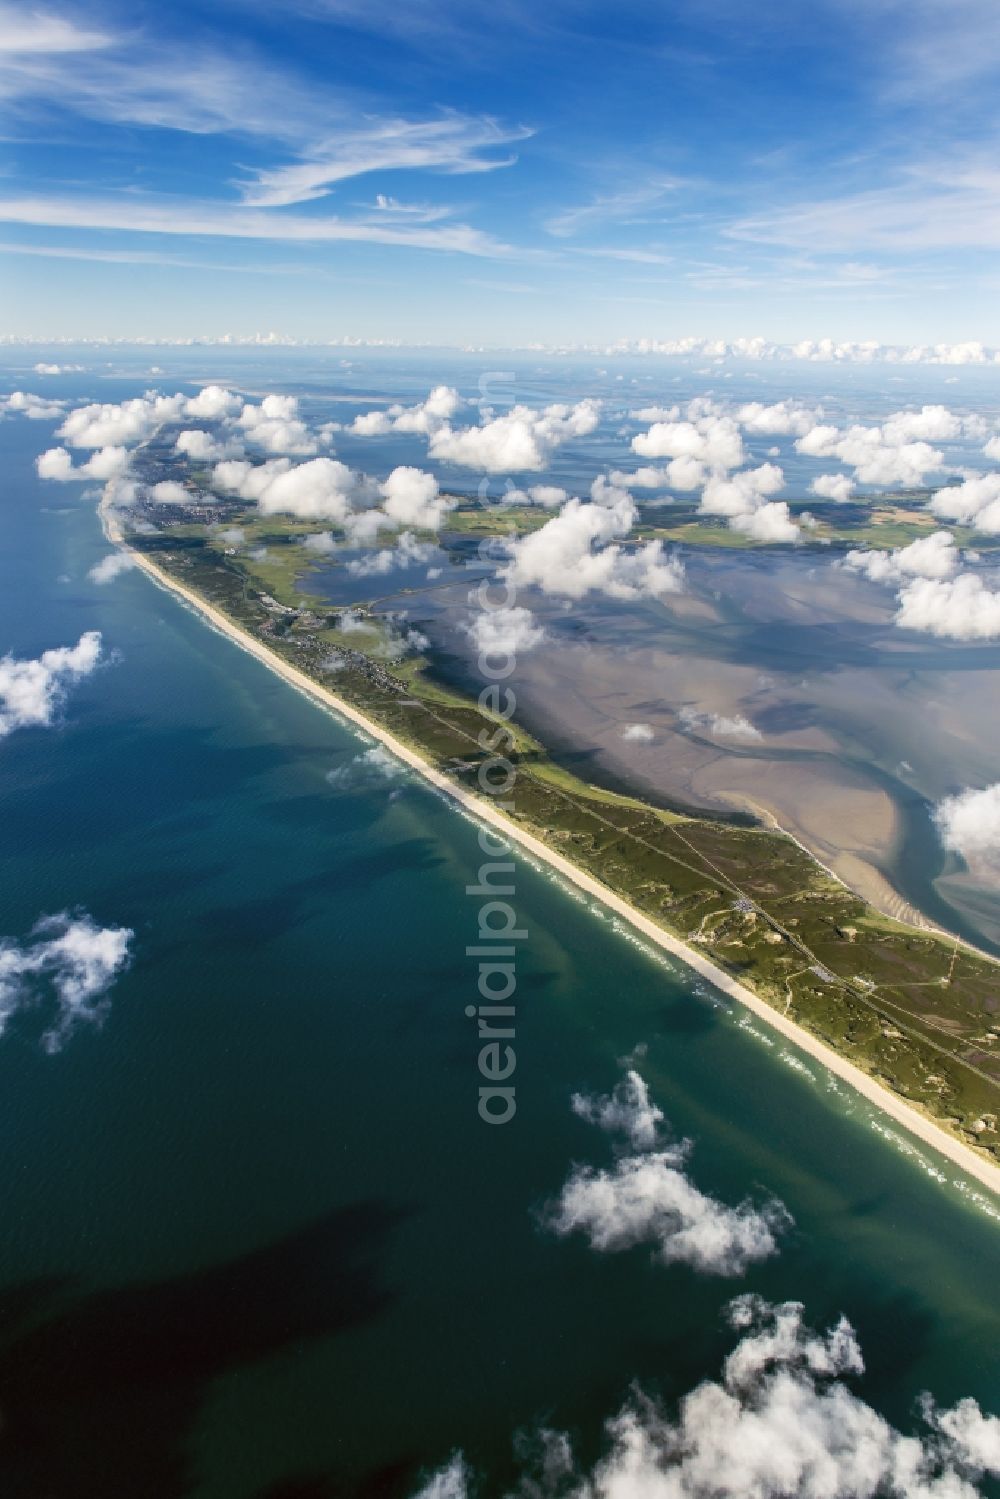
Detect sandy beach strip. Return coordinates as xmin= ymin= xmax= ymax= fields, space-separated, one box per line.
xmin=102 ymin=509 xmax=1000 ymax=1199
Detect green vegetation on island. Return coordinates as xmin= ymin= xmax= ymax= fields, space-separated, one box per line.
xmin=119 ymin=462 xmax=1000 ymax=1170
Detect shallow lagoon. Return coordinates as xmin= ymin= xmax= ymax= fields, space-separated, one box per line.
xmin=384 ymin=541 xmax=1000 ymax=952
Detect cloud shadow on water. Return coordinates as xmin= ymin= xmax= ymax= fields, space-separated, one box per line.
xmin=253 ymin=1454 xmax=421 ymax=1499
xmin=195 ymin=838 xmax=445 ymax=950
xmin=0 ymin=1202 xmax=407 ymax=1499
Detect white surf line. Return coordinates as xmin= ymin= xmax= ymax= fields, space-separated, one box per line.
xmin=101 ymin=501 xmax=1000 ymax=1200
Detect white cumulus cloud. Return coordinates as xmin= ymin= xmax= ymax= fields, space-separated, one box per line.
xmin=880 ymin=405 xmax=966 ymax=444
xmin=500 ymin=483 xmax=569 ymax=507
xmin=57 ymin=393 xmax=184 ymax=449
xmin=621 ymin=722 xmax=655 ymax=743
xmin=148 ymin=479 xmax=191 ymax=504
xmin=632 ymin=414 xmax=745 ymax=472
xmin=379 ymin=466 xmax=456 ymax=530
xmin=736 ymin=400 xmax=822 ymax=437
xmin=811 ymin=473 xmax=856 ymax=503
xmin=895 ymin=574 xmax=1000 ymax=640
xmin=611 ymin=455 xmax=710 ymax=492
xmin=419 ymin=1297 xmax=1000 ymax=1499
xmin=698 ymin=463 xmax=785 ymax=518
xmin=88 ymin=551 xmax=138 ymax=584
xmin=211 ymin=453 xmax=447 ymax=533
xmin=548 ymin=1147 xmax=788 ymax=1273
xmin=0 ymin=910 xmax=133 ymax=1052
xmin=571 ymin=1069 xmax=665 ymax=1151
xmin=931 ymin=474 xmax=1000 ymax=535
xmin=465 ymin=604 xmax=545 ymax=656
xmin=547 ymin=1072 xmax=789 ymax=1276
xmin=238 ymin=393 xmax=319 ymax=455
xmin=36 ymin=444 xmax=130 ymax=480
xmin=502 ymin=489 xmax=685 ymax=601
xmin=232 ymin=456 xmax=372 ymax=522
xmin=933 ymin=784 xmax=1000 ymax=874
xmin=1 ymin=389 xmax=65 ymax=419
xmin=794 ymin=409 xmax=965 ymax=488
xmin=174 ymin=428 xmax=244 ymax=462
xmin=731 ymin=500 xmax=801 ymax=543
xmin=697 ymin=463 xmax=797 ymax=541
xmin=0 ymin=630 xmax=103 ymax=736
xmin=353 ymin=383 xmax=465 ymax=437
xmin=184 ymin=384 xmax=241 ymax=419
xmin=37 ymin=388 xmax=264 ymax=467
xmin=429 ymin=398 xmax=600 ymax=473
xmin=632 ymin=403 xmax=681 ymax=422
xmin=345 ymin=531 xmax=436 ymax=576
xmin=344 ymin=409 xmax=393 ymax=437
xmin=410 ymin=1453 xmax=470 ymax=1499
xmin=842 ymin=530 xmax=959 ymax=583
xmin=326 ymin=744 xmax=404 ymax=787
xmin=679 ymin=707 xmax=762 ymax=741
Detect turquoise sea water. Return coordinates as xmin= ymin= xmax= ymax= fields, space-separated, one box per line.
xmin=1 ymin=359 xmax=1000 ymax=1498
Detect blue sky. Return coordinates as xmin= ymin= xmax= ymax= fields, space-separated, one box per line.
xmin=3 ymin=0 xmax=1000 ymax=345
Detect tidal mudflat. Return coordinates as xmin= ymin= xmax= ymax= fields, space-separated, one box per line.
xmin=380 ymin=544 xmax=1000 ymax=953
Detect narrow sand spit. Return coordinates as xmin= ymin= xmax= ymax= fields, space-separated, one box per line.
xmin=102 ymin=506 xmax=1000 ymax=1200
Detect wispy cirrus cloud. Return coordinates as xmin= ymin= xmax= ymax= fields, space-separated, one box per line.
xmin=236 ymin=115 xmax=530 ymax=208
xmin=0 ymin=240 xmax=394 ymax=276
xmin=0 ymin=3 xmax=527 ymax=260
xmin=0 ymin=195 xmax=514 ymax=255
xmin=730 ymin=158 xmax=1000 ymax=254
xmin=0 ymin=7 xmax=322 ymax=143
xmin=366 ymin=194 xmax=455 ymax=221
xmin=836 ymin=0 xmax=1000 ymax=103
xmin=6 ymin=0 xmax=1000 ymax=337
xmin=0 ymin=4 xmax=110 ymax=55
xmin=573 ymin=246 xmax=673 ymax=264
xmin=544 ymin=181 xmax=680 ymax=238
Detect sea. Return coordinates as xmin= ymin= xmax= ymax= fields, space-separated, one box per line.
xmin=1 ymin=349 xmax=999 ymax=1498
